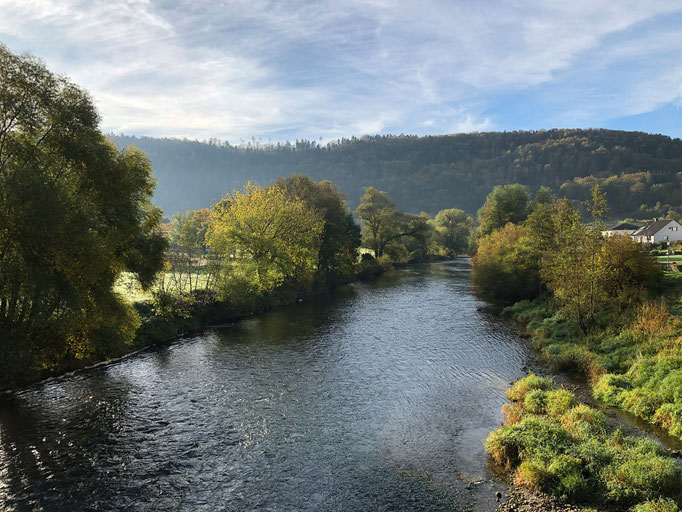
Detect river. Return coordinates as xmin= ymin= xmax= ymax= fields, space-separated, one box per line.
xmin=0 ymin=260 xmax=540 ymax=511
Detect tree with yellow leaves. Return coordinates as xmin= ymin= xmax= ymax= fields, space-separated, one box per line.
xmin=207 ymin=183 xmax=324 ymax=293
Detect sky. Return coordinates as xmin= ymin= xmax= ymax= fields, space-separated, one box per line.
xmin=2 ymin=0 xmax=682 ymax=143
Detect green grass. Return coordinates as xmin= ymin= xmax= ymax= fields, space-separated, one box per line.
xmin=656 ymin=256 xmax=682 ymax=264
xmin=506 ymin=299 xmax=682 ymax=448
xmin=663 ymin=273 xmax=682 ymax=317
xmin=486 ymin=375 xmax=682 ymax=508
xmin=114 ymin=271 xmax=212 ymax=303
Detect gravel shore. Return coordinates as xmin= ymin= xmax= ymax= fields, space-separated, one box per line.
xmin=496 ymin=488 xmax=592 ymax=512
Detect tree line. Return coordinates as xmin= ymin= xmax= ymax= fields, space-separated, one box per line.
xmin=0 ymin=44 xmax=476 ymax=387
xmin=112 ymin=129 xmax=682 ymax=221
xmin=471 ymin=183 xmax=661 ymax=332
xmin=164 ymin=178 xmax=473 ymax=313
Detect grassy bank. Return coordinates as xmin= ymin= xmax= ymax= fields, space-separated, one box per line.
xmin=503 ymin=276 xmax=682 ymax=444
xmin=486 ymin=375 xmax=682 ymax=511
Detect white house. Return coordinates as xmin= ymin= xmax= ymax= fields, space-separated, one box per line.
xmin=602 ymin=222 xmax=640 ymax=238
xmin=630 ymin=219 xmax=682 ymax=244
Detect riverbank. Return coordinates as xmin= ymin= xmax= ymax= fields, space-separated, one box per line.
xmin=484 ymin=272 xmax=682 ymax=511
xmin=486 ymin=374 xmax=682 ymax=511
xmin=0 ymin=256 xmax=394 ymax=391
xmin=503 ymin=276 xmax=682 ymax=443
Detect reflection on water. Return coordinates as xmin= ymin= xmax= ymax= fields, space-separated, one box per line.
xmin=0 ymin=260 xmax=534 ymax=511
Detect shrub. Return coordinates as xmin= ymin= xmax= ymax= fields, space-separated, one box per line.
xmin=506 ymin=374 xmax=555 ymax=402
xmin=488 ymin=377 xmax=682 ymax=509
xmin=376 ymin=254 xmax=394 ymax=271
xmin=653 ymin=403 xmax=682 ymax=439
xmin=655 ymin=370 xmax=682 ymax=404
xmin=620 ymin=389 xmax=664 ymax=420
xmin=501 ymin=402 xmax=524 ymax=425
xmin=545 ymin=389 xmax=577 ymax=417
xmin=523 ymin=389 xmax=548 ymax=414
xmin=485 ymin=417 xmax=573 ymax=468
xmin=574 ymin=438 xmax=619 ymax=475
xmin=471 ymin=223 xmax=543 ymax=303
xmin=633 ymin=299 xmax=677 ymax=340
xmin=485 ymin=425 xmax=522 ymax=469
xmin=560 ymin=405 xmax=608 ymax=437
xmin=594 ymin=373 xmax=633 ymax=406
xmin=602 ymin=453 xmax=682 ymax=504
xmin=631 ymin=498 xmax=681 ymax=512
xmin=547 ymin=454 xmax=588 ymax=500
xmin=514 ymin=460 xmax=552 ymax=492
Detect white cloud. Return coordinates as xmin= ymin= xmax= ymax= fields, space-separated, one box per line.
xmin=1 ymin=0 xmax=681 ymax=140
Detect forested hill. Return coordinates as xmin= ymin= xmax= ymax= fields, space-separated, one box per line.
xmin=111 ymin=129 xmax=682 ymax=220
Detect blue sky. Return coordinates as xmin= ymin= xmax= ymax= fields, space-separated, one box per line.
xmin=2 ymin=0 xmax=682 ymax=142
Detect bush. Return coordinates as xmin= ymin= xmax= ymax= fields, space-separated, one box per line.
xmin=471 ymin=223 xmax=543 ymax=303
xmin=545 ymin=389 xmax=577 ymax=417
xmin=501 ymin=402 xmax=524 ymax=425
xmin=485 ymin=417 xmax=573 ymax=467
xmin=602 ymin=453 xmax=682 ymax=504
xmin=653 ymin=403 xmax=682 ymax=439
xmin=594 ymin=373 xmax=633 ymax=406
xmin=548 ymin=454 xmax=588 ymax=500
xmin=376 ymin=254 xmax=395 ymax=271
xmin=655 ymin=370 xmax=682 ymax=404
xmin=523 ymin=389 xmax=548 ymax=414
xmin=560 ymin=405 xmax=608 ymax=437
xmin=620 ymin=389 xmax=664 ymax=420
xmin=506 ymin=374 xmax=555 ymax=402
xmin=514 ymin=460 xmax=552 ymax=492
xmin=487 ymin=377 xmax=682 ymax=509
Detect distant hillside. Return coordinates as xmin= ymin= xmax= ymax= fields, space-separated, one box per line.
xmin=111 ymin=130 xmax=682 ymax=219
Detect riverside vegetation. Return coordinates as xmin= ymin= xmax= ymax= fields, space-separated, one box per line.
xmin=0 ymin=46 xmax=475 ymax=389
xmin=5 ymin=42 xmax=682 ymax=510
xmin=472 ymin=184 xmax=682 ymax=509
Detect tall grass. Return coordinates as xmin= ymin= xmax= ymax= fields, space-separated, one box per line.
xmin=486 ymin=375 xmax=682 ymax=508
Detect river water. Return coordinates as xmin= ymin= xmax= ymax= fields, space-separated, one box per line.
xmin=0 ymin=260 xmax=536 ymax=511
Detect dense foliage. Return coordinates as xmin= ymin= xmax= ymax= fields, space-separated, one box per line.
xmin=486 ymin=375 xmax=682 ymax=509
xmin=472 ymin=185 xmax=661 ymax=320
xmin=112 ymin=130 xmax=682 ymax=220
xmin=0 ymin=45 xmax=166 ymax=384
xmin=207 ymin=183 xmax=325 ymax=295
xmin=275 ymin=175 xmax=361 ymax=287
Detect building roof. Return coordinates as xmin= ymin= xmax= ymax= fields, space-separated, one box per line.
xmin=607 ymin=222 xmax=640 ymax=231
xmin=631 ymin=219 xmax=675 ymax=237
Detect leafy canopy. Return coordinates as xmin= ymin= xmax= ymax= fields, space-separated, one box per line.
xmin=0 ymin=45 xmax=166 ymax=381
xmin=477 ymin=184 xmax=530 ymax=237
xmin=207 ymin=183 xmax=324 ymax=292
xmin=433 ymin=208 xmax=474 ymax=256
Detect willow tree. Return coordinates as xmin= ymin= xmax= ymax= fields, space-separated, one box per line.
xmin=477 ymin=184 xmax=530 ymax=237
xmin=207 ymin=183 xmax=324 ymax=293
xmin=433 ymin=208 xmax=474 ymax=256
xmin=0 ymin=45 xmax=166 ymax=382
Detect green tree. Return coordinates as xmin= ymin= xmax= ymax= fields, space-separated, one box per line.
xmin=275 ymin=175 xmax=361 ymax=286
xmin=355 ymin=187 xmax=396 ymax=257
xmin=540 ymin=198 xmax=605 ymax=333
xmin=206 ymin=183 xmax=324 ymax=292
xmin=355 ymin=187 xmax=431 ymax=259
xmin=0 ymin=45 xmax=166 ymax=381
xmin=433 ymin=208 xmax=474 ymax=256
xmin=471 ymin=223 xmax=542 ymax=303
xmin=477 ymin=184 xmax=531 ymax=237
